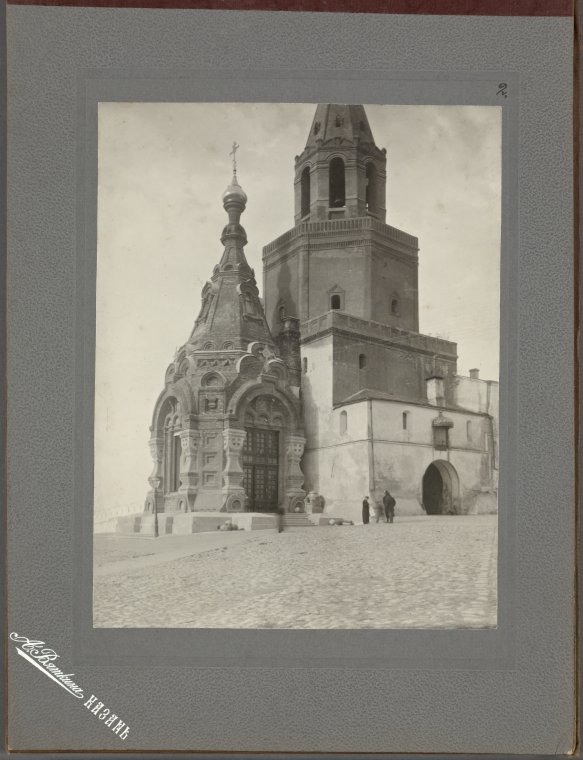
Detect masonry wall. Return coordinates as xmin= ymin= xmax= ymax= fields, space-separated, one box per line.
xmin=301 ymin=386 xmax=498 ymax=522
xmin=370 ymin=249 xmax=419 ymax=331
xmin=307 ymin=245 xmax=367 ymax=318
xmin=369 ymin=399 xmax=496 ymax=515
xmin=332 ymin=334 xmax=457 ymax=406
xmin=264 ymin=251 xmax=300 ymax=336
xmin=301 ymin=335 xmax=369 ymax=517
xmin=455 ymin=375 xmax=499 ymax=415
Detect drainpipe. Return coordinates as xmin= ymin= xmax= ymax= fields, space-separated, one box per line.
xmin=367 ymin=398 xmax=376 ymax=500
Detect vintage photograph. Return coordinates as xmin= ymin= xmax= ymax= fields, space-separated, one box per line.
xmin=93 ymin=102 xmax=500 ymax=629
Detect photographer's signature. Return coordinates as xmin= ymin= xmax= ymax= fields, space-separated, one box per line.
xmin=10 ymin=632 xmax=130 ymax=741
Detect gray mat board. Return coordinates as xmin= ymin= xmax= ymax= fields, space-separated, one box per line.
xmin=6 ymin=7 xmax=575 ymax=754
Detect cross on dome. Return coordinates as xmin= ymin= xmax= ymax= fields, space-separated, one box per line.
xmin=229 ymin=141 xmax=240 ymax=175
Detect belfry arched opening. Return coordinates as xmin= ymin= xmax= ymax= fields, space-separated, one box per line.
xmin=422 ymin=460 xmax=461 ymax=515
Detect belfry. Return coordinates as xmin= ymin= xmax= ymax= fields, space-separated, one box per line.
xmin=143 ymin=162 xmax=306 ymax=525
xmin=263 ymin=103 xmax=499 ymax=522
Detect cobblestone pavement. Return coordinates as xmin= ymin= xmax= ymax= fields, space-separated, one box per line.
xmin=94 ymin=530 xmax=255 ymax=575
xmin=93 ymin=515 xmax=497 ymax=629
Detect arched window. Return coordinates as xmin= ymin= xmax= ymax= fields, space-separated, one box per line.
xmin=171 ymin=434 xmax=182 ymax=492
xmin=365 ymin=163 xmax=377 ymax=212
xmin=161 ymin=401 xmax=182 ymax=495
xmin=279 ymin=305 xmax=286 ymax=321
xmin=300 ymin=166 xmax=311 ymax=218
xmin=202 ymin=372 xmax=223 ymax=387
xmin=330 ymin=294 xmax=341 ymax=310
xmin=466 ymin=420 xmax=473 ymax=441
xmin=329 ymin=158 xmax=345 ymax=208
xmin=359 ymin=354 xmax=366 ymax=370
xmin=402 ymin=411 xmax=409 ymax=430
xmin=433 ymin=427 xmax=449 ymax=451
xmin=340 ymin=410 xmax=348 ymax=435
xmin=391 ymin=297 xmax=400 ymax=316
xmin=302 ymin=357 xmax=308 ymax=373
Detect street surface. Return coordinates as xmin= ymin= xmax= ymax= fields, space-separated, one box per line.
xmin=93 ymin=515 xmax=497 ymax=629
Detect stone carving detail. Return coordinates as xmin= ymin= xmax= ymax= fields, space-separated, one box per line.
xmin=147 ymin=437 xmax=164 ymax=488
xmin=221 ymin=428 xmax=247 ymax=511
xmin=201 ymin=394 xmax=224 ymax=414
xmin=245 ymin=395 xmax=287 ymax=428
xmin=145 ymin=437 xmax=164 ymax=513
xmin=283 ymin=433 xmax=306 ymax=512
xmin=177 ymin=430 xmax=200 ymax=511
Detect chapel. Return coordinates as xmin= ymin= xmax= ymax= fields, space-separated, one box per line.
xmin=142 ymin=168 xmax=306 ymax=525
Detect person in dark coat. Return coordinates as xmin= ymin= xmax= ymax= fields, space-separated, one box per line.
xmin=362 ymin=496 xmax=370 ymax=525
xmin=276 ymin=507 xmax=285 ymax=533
xmin=383 ymin=489 xmax=396 ymax=524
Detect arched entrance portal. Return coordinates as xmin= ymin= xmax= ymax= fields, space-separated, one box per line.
xmin=422 ymin=460 xmax=461 ymax=515
xmin=242 ymin=427 xmax=280 ymax=512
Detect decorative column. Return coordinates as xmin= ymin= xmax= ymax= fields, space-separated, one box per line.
xmin=221 ymin=428 xmax=247 ymax=512
xmin=144 ymin=437 xmax=164 ymax=513
xmin=178 ymin=429 xmax=200 ymax=512
xmin=284 ymin=433 xmax=307 ymax=512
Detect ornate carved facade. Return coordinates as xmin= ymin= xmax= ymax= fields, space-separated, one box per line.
xmin=144 ymin=170 xmax=305 ymax=515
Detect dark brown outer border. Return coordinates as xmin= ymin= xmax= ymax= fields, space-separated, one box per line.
xmin=4 ymin=0 xmax=575 ymax=15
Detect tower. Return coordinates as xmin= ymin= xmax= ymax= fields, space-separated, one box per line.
xmin=294 ymin=104 xmax=387 ymax=223
xmin=264 ymin=103 xmax=420 ymax=343
xmin=261 ymin=104 xmax=497 ymax=522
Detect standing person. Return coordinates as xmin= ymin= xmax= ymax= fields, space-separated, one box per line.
xmin=276 ymin=507 xmax=285 ymax=533
xmin=362 ymin=496 xmax=370 ymax=525
xmin=382 ymin=490 xmax=391 ymax=523
xmin=383 ymin=489 xmax=396 ymax=524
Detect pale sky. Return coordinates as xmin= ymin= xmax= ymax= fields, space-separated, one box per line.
xmin=95 ymin=102 xmax=501 ymax=522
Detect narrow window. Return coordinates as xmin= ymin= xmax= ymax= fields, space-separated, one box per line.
xmin=302 ymin=357 xmax=308 ymax=373
xmin=330 ymin=294 xmax=341 ymax=310
xmin=279 ymin=305 xmax=285 ymax=321
xmin=365 ymin=163 xmax=377 ymax=212
xmin=359 ymin=354 xmax=366 ymax=370
xmin=340 ymin=410 xmax=348 ymax=435
xmin=402 ymin=411 xmax=409 ymax=430
xmin=329 ymin=157 xmax=345 ymax=208
xmin=300 ymin=167 xmax=311 ymax=218
xmin=484 ymin=433 xmax=489 ymax=452
xmin=391 ymin=298 xmax=399 ymax=316
xmin=466 ymin=420 xmax=472 ymax=441
xmin=172 ymin=435 xmax=182 ymax=492
xmin=433 ymin=427 xmax=448 ymax=451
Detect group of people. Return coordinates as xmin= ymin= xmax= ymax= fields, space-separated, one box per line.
xmin=362 ymin=491 xmax=396 ymax=525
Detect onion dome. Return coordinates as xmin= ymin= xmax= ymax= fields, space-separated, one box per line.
xmin=222 ymin=173 xmax=247 ymax=209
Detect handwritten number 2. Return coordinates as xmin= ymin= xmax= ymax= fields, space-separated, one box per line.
xmin=497 ymin=83 xmax=508 ymax=99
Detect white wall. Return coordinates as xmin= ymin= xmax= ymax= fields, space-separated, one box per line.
xmin=454 ymin=375 xmax=499 ymax=415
